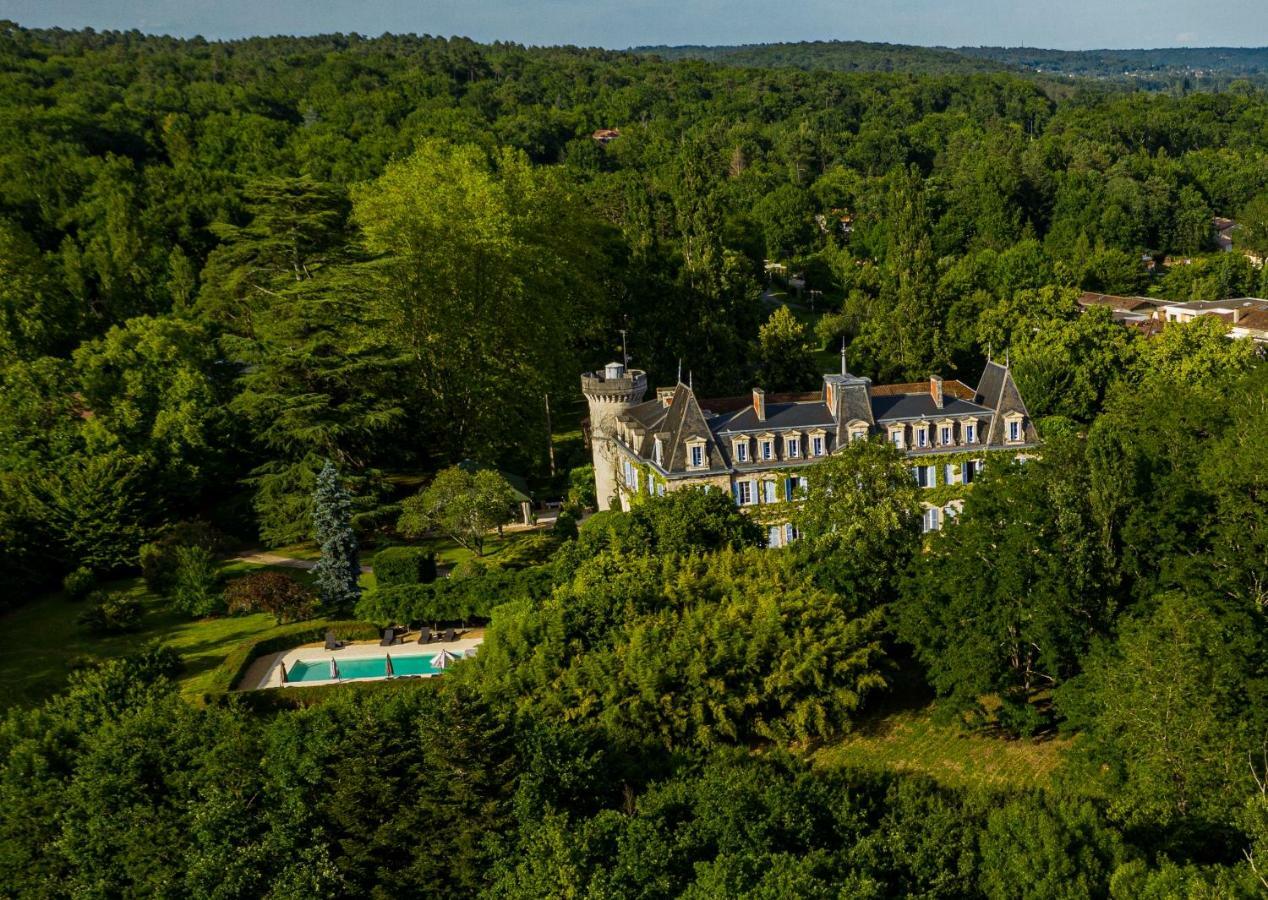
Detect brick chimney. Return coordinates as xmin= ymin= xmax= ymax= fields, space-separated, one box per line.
xmin=930 ymin=375 xmax=944 ymax=409
xmin=753 ymin=387 xmax=766 ymax=421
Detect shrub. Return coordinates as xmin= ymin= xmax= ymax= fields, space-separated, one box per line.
xmin=494 ymin=533 xmax=559 ymax=569
xmin=139 ymin=541 xmax=180 ymax=593
xmin=450 ymin=557 xmax=491 ymax=581
xmin=567 ymin=464 xmax=596 ymax=510
xmin=372 ymin=546 xmax=437 ymax=588
xmin=552 ymin=509 xmax=579 ymax=541
xmin=140 ymin=519 xmax=227 ymax=593
xmin=171 ymin=545 xmax=223 ymax=617
xmin=62 ymin=566 xmax=96 ymax=601
xmin=355 ymin=565 xmax=555 ymax=625
xmin=224 ymin=570 xmax=317 ymax=624
xmin=78 ymin=591 xmax=143 ymax=634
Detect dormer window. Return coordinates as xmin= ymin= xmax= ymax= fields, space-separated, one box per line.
xmin=889 ymin=426 xmax=905 ymax=449
xmin=965 ymin=422 xmax=977 ymax=444
xmin=760 ymin=438 xmax=774 ymax=461
xmin=1005 ymin=414 xmax=1024 ymax=444
xmin=689 ymin=442 xmax=705 ymax=469
xmin=916 ymin=424 xmax=928 ymax=448
xmin=734 ymin=438 xmax=749 ymax=463
xmin=785 ymin=436 xmax=801 ymax=458
xmin=653 ymin=438 xmax=664 ymax=466
xmin=810 ymin=433 xmax=825 ymax=457
xmin=939 ymin=423 xmax=953 ymax=446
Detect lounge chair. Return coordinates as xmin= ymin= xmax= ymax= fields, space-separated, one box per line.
xmin=417 ymin=627 xmax=432 ymax=645
xmin=324 ymin=630 xmax=344 ymax=651
xmin=380 ymin=627 xmax=396 ymax=647
xmin=442 ymin=627 xmax=456 ymax=643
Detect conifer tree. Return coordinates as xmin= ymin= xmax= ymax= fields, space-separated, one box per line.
xmin=311 ymin=460 xmax=360 ymax=611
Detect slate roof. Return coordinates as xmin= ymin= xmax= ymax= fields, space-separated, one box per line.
xmin=715 ymin=401 xmax=835 ymax=433
xmin=612 ymin=361 xmax=1039 ymax=478
xmin=871 ymin=393 xmax=994 ymax=421
xmin=976 ymin=361 xmax=1040 ymax=447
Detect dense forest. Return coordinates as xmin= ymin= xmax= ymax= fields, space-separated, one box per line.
xmin=644 ymin=40 xmax=1268 ymax=90
xmin=4 ymin=23 xmax=1268 ymax=896
xmin=638 ymin=40 xmax=1017 ymax=75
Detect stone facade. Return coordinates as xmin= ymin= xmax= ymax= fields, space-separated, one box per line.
xmin=581 ymin=357 xmax=1039 ymax=538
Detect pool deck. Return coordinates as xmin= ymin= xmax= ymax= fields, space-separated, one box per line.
xmin=238 ymin=630 xmax=485 ymax=691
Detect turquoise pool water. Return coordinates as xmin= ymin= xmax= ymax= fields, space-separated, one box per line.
xmin=285 ymin=652 xmax=465 ymax=684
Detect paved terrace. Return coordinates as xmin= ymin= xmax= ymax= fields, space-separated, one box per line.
xmin=238 ymin=629 xmax=485 ymax=691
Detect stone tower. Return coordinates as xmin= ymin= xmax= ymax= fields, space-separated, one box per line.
xmin=581 ymin=362 xmax=648 ymax=510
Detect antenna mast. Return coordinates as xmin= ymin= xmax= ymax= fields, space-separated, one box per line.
xmin=618 ymin=329 xmax=629 ymax=370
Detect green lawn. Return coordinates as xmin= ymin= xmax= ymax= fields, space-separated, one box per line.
xmin=0 ymin=562 xmax=375 ymax=710
xmin=414 ymin=529 xmax=540 ymax=569
xmin=812 ymin=704 xmax=1074 ymax=792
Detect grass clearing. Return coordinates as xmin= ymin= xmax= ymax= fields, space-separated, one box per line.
xmin=812 ymin=703 xmax=1075 ymax=792
xmin=0 ymin=560 xmax=377 ymax=710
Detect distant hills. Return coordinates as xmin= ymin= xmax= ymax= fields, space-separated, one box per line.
xmin=635 ymin=41 xmax=1268 ymax=88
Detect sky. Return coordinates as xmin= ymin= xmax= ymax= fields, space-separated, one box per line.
xmin=4 ymin=0 xmax=1268 ymax=51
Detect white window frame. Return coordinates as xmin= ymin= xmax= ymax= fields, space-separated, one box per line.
xmin=735 ymin=439 xmax=749 ymax=463
xmin=811 ymin=435 xmax=825 ymax=457
xmin=736 ymin=480 xmax=753 ymax=505
xmin=965 ymin=422 xmax=976 ymax=444
xmin=890 ymin=427 xmax=905 ymax=449
xmin=939 ymin=425 xmax=952 ymax=446
xmin=690 ymin=443 xmax=704 ymax=468
xmin=1009 ymin=419 xmax=1021 ymax=442
xmin=763 ymin=480 xmax=777 ymax=504
xmin=786 ymin=436 xmax=800 ymax=459
xmin=916 ymin=425 xmax=927 ymax=448
xmin=761 ymin=440 xmax=774 ymax=461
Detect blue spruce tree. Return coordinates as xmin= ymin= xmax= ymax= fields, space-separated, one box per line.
xmin=312 ymin=459 xmax=361 ymax=611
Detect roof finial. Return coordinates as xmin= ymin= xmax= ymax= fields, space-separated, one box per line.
xmin=987 ymin=341 xmax=992 ymax=363
xmin=688 ymin=370 xmax=693 ymax=390
xmin=677 ymin=358 xmax=682 ymax=384
xmin=1004 ymin=348 xmax=1010 ymax=368
xmin=840 ymin=337 xmax=847 ymax=376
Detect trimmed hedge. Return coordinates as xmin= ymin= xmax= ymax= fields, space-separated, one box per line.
xmin=355 ymin=566 xmax=554 ymax=625
xmin=208 ymin=619 xmax=381 ymax=696
xmin=372 ymin=546 xmax=437 ymax=587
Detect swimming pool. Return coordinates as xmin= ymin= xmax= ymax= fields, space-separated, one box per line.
xmin=284 ymin=651 xmax=465 ymax=684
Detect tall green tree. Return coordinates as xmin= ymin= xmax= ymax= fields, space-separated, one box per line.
xmin=311 ymin=460 xmax=361 ymax=611
xmin=793 ymin=439 xmax=921 ymax=604
xmin=214 ymin=178 xmax=405 ymax=543
xmin=1062 ymin=592 xmax=1254 ymax=827
xmin=351 ymin=141 xmax=612 ymax=465
xmin=755 ymin=305 xmax=820 ymax=390
xmin=397 ymin=465 xmax=516 ymax=557
xmin=895 ymin=437 xmax=1114 ymax=733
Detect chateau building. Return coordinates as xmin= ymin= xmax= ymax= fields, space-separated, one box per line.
xmin=582 ymin=354 xmax=1040 ymax=543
